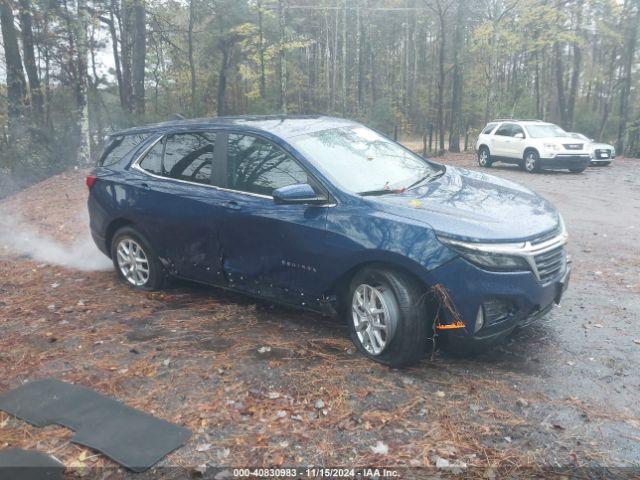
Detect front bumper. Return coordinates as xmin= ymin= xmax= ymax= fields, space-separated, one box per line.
xmin=424 ymin=257 xmax=570 ymax=342
xmin=539 ymin=154 xmax=590 ymax=169
xmin=590 ymin=157 xmax=614 ymax=164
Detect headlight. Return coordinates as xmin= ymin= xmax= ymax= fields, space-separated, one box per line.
xmin=437 ymin=236 xmax=530 ymax=271
xmin=543 ymin=143 xmax=560 ymax=151
xmin=558 ymin=214 xmax=568 ymax=241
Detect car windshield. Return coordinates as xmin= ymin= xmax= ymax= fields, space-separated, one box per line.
xmin=525 ymin=124 xmax=569 ymax=138
xmin=288 ymin=126 xmax=438 ymax=194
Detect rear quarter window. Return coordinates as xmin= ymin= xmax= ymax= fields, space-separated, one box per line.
xmin=98 ymin=134 xmax=148 ymax=166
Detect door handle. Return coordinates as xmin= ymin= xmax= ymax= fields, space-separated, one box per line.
xmin=140 ymin=182 xmax=150 ymax=189
xmin=226 ymin=200 xmax=241 ymax=210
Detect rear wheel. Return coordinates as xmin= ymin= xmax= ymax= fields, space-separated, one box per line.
xmin=110 ymin=226 xmax=167 ymax=291
xmin=477 ymin=147 xmax=492 ymax=167
xmin=345 ymin=267 xmax=430 ymax=368
xmin=524 ymin=150 xmax=540 ymax=173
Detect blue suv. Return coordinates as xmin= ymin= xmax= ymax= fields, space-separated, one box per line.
xmin=88 ymin=116 xmax=570 ymax=367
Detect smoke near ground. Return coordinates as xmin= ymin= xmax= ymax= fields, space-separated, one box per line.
xmin=0 ymin=209 xmax=112 ymax=272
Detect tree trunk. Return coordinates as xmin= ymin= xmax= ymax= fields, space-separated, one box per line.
xmin=188 ymin=0 xmax=197 ymax=114
xmin=356 ymin=0 xmax=364 ymax=113
xmin=331 ymin=0 xmax=338 ymax=111
xmin=18 ymin=0 xmax=43 ymax=121
xmin=554 ymin=38 xmax=567 ymax=126
xmin=131 ymin=0 xmax=146 ymax=116
xmin=120 ymin=0 xmax=133 ymax=111
xmin=278 ymin=0 xmax=287 ymax=113
xmin=107 ymin=0 xmax=125 ymax=109
xmin=341 ymin=0 xmax=347 ymax=115
xmin=436 ymin=4 xmax=446 ymax=153
xmin=257 ymin=0 xmax=266 ymax=99
xmin=617 ymin=0 xmax=640 ymax=153
xmin=76 ymin=0 xmax=91 ymax=163
xmin=0 ymin=0 xmax=27 ymax=125
xmin=566 ymin=1 xmax=582 ymax=130
xmin=448 ymin=0 xmax=465 ymax=153
xmin=217 ymin=47 xmax=229 ymax=116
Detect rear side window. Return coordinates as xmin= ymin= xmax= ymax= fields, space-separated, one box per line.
xmin=163 ymin=132 xmax=216 ymax=185
xmin=227 ymin=133 xmax=309 ymax=196
xmin=512 ymin=125 xmax=525 ymax=137
xmin=138 ymin=138 xmax=164 ymax=176
xmin=99 ymin=134 xmax=147 ymax=166
xmin=482 ymin=123 xmax=497 ymax=135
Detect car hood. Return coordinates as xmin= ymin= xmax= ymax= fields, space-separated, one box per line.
xmin=590 ymin=142 xmax=614 ymax=150
xmin=367 ymin=166 xmax=560 ymax=242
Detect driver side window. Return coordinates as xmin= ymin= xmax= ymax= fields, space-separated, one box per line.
xmin=226 ymin=133 xmax=309 ymax=196
xmin=494 ymin=124 xmax=512 ymax=136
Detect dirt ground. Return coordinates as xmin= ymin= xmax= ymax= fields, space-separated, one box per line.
xmin=0 ymin=153 xmax=639 ymax=478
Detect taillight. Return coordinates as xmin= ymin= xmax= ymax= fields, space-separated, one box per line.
xmin=86 ymin=175 xmax=97 ymax=189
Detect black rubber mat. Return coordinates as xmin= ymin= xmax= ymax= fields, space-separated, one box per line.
xmin=0 ymin=379 xmax=191 ymax=472
xmin=0 ymin=448 xmax=63 ymax=480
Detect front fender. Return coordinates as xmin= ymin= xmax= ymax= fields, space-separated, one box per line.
xmin=321 ymin=209 xmax=457 ymax=293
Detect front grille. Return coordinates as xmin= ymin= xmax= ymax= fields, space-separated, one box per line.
xmin=534 ymin=245 xmax=566 ymax=283
xmin=595 ymin=148 xmax=612 ymax=159
xmin=563 ymin=143 xmax=584 ymax=150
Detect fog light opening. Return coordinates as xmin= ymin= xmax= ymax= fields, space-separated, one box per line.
xmin=474 ymin=306 xmax=485 ymax=333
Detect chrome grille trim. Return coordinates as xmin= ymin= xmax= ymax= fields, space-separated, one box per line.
xmin=440 ymin=228 xmax=568 ymax=283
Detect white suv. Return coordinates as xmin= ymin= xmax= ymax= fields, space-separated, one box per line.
xmin=475 ymin=120 xmax=591 ymax=173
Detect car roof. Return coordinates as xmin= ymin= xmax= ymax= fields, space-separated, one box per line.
xmin=111 ymin=115 xmax=358 ymax=140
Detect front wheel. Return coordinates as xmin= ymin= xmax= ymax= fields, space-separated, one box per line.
xmin=569 ymin=166 xmax=587 ymax=173
xmin=524 ymin=150 xmax=540 ymax=173
xmin=345 ymin=267 xmax=431 ymax=368
xmin=477 ymin=147 xmax=492 ymax=167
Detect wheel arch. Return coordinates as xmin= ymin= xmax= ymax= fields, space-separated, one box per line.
xmin=523 ymin=146 xmax=539 ymax=160
xmin=478 ymin=144 xmax=490 ymax=154
xmin=328 ymin=257 xmax=433 ymax=314
xmin=104 ymin=218 xmax=135 ymax=257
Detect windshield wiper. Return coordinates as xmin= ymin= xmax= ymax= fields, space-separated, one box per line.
xmin=405 ymin=169 xmax=445 ymax=190
xmin=358 ymin=188 xmax=405 ymax=197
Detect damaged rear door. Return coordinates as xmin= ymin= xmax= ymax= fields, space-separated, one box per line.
xmin=215 ymin=132 xmax=330 ymax=307
xmin=131 ymin=130 xmax=227 ymax=283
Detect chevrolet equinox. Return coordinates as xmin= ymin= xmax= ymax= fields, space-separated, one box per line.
xmin=88 ymin=116 xmax=570 ymax=367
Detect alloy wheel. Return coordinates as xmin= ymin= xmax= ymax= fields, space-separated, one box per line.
xmin=525 ymin=153 xmax=537 ymax=172
xmin=116 ymin=238 xmax=150 ymax=287
xmin=351 ymin=283 xmax=396 ymax=355
xmin=478 ymin=149 xmax=489 ymax=167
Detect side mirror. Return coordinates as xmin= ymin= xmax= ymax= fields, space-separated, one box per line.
xmin=514 ymin=132 xmax=525 ymax=139
xmin=272 ymin=183 xmax=328 ymax=205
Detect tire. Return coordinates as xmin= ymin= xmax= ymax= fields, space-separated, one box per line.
xmin=345 ymin=267 xmax=430 ymax=368
xmin=477 ymin=147 xmax=492 ymax=167
xmin=523 ymin=150 xmax=540 ymax=173
xmin=110 ymin=226 xmax=168 ymax=291
xmin=569 ymin=166 xmax=587 ymax=173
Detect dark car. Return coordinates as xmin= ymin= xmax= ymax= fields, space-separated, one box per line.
xmin=88 ymin=115 xmax=570 ymax=367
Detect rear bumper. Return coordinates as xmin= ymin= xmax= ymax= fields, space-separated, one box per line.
xmin=423 ymin=257 xmax=570 ymax=342
xmin=91 ymin=229 xmax=110 ymax=257
xmin=539 ymin=154 xmax=590 ymax=169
